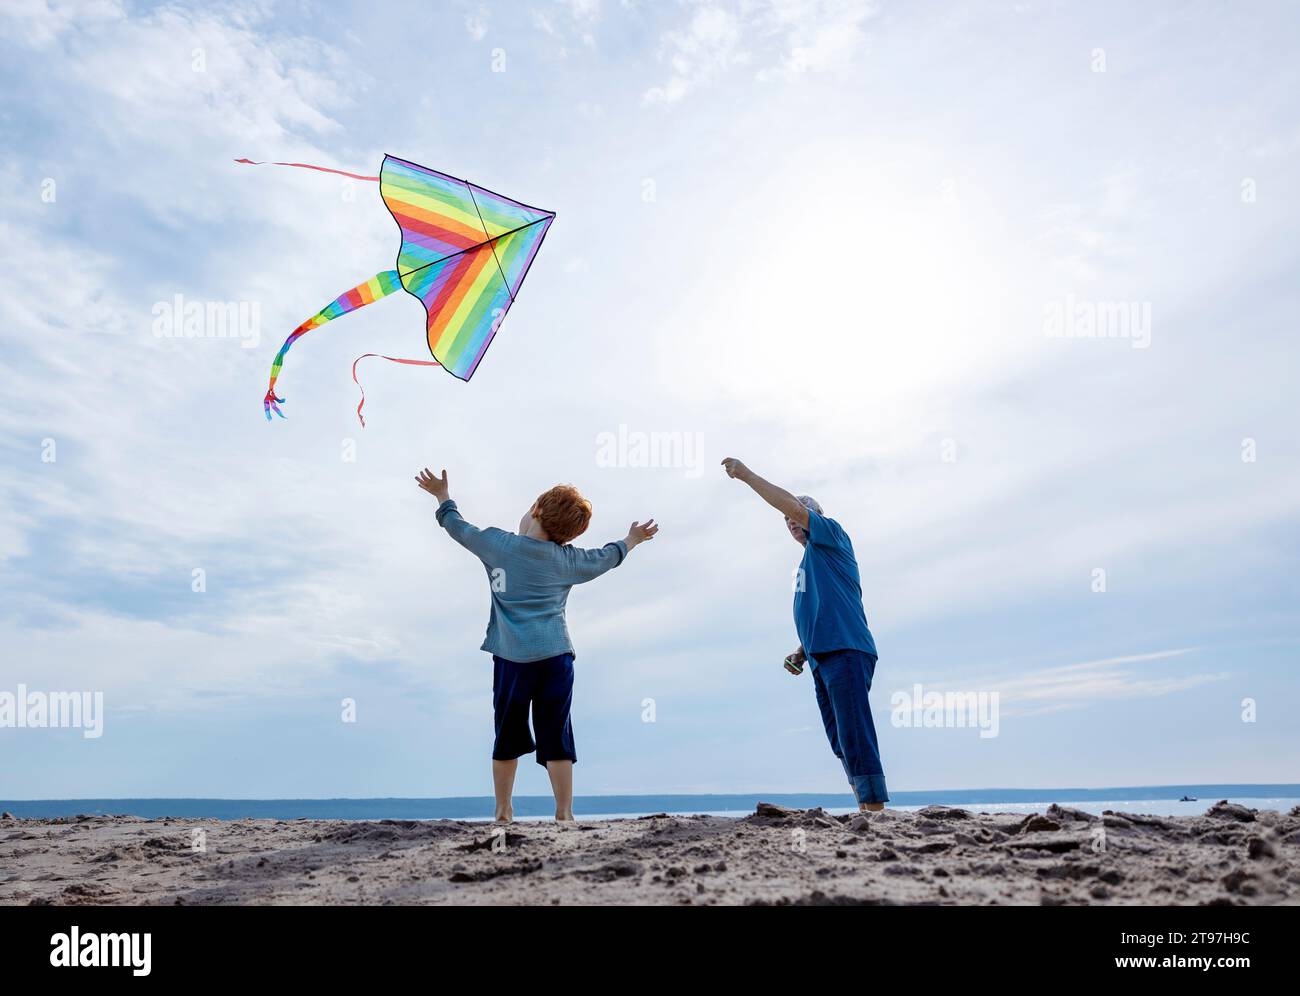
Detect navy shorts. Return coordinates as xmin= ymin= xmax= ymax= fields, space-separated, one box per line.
xmin=492 ymin=653 xmax=577 ymax=766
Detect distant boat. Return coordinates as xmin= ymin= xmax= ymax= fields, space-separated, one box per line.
xmin=1179 ymin=795 xmax=1197 ymax=802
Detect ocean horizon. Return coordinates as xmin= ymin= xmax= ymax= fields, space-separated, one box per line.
xmin=4 ymin=784 xmax=1297 ymax=822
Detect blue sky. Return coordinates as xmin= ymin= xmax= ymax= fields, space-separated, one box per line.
xmin=1 ymin=0 xmax=1297 ymax=800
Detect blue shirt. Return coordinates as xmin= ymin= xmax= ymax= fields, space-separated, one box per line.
xmin=436 ymin=499 xmax=627 ymax=662
xmin=793 ymin=509 xmax=877 ymax=667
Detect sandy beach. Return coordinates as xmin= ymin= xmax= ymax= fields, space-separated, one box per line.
xmin=2 ymin=801 xmax=1297 ymax=906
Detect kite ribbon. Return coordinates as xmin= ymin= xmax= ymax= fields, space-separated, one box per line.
xmin=234 ymin=158 xmax=379 ymax=182
xmin=264 ymin=270 xmax=403 ymax=420
xmin=351 ymin=354 xmax=441 ymax=428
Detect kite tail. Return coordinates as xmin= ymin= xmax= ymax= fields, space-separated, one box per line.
xmin=264 ymin=269 xmax=403 ymax=420
xmin=351 ymin=354 xmax=442 ymax=428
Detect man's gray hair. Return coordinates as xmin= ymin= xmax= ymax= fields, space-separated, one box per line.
xmin=796 ymin=495 xmax=823 ymax=516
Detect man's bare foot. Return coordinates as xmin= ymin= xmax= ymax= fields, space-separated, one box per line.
xmin=555 ymin=810 xmax=575 ymax=822
xmin=495 ymin=810 xmax=513 ymax=823
xmin=860 ymin=802 xmax=885 ymax=812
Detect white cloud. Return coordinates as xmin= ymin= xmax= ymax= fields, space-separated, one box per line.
xmin=885 ymin=649 xmax=1229 ymax=720
xmin=0 ymin=4 xmax=403 ymax=706
xmin=757 ymin=0 xmax=876 ymax=80
xmin=644 ymin=5 xmax=748 ymax=105
xmin=563 ymin=0 xmax=602 ymax=24
xmin=533 ymin=0 xmax=603 ymax=53
xmin=0 ymin=0 xmax=124 ymax=47
xmin=643 ymin=0 xmax=875 ymax=104
xmin=465 ymin=3 xmax=489 ymax=41
xmin=983 ymin=650 xmax=1230 ymax=716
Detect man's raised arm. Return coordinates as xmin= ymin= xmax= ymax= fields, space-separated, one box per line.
xmin=720 ymin=458 xmax=809 ymax=528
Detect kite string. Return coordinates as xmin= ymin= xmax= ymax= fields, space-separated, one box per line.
xmin=351 ymin=353 xmax=441 ymax=428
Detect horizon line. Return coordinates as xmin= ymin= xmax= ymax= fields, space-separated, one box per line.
xmin=4 ymin=783 xmax=1298 ymax=804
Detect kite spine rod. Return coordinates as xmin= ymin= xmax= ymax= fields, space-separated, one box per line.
xmin=395 ymin=216 xmax=552 ymax=284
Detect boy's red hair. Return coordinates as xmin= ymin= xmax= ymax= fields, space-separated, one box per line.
xmin=535 ymin=485 xmax=592 ymax=545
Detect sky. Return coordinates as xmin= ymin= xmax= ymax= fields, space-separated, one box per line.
xmin=0 ymin=0 xmax=1297 ymax=801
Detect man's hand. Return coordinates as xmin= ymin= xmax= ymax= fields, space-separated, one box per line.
xmin=625 ymin=519 xmax=659 ymax=549
xmin=415 ymin=467 xmax=450 ymax=503
xmin=721 ymin=457 xmax=751 ymax=481
xmin=720 ymin=457 xmax=807 ymax=527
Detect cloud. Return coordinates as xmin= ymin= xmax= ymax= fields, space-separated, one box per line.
xmin=0 ymin=3 xmax=404 ymax=708
xmin=643 ymin=5 xmax=748 ymax=105
xmin=756 ymin=0 xmax=876 ymax=80
xmin=533 ymin=0 xmax=603 ymax=53
xmin=465 ymin=3 xmax=489 ymax=41
xmin=1031 ymin=165 xmax=1147 ymax=284
xmin=0 ymin=0 xmax=124 ymax=47
xmin=936 ymin=650 xmax=1231 ymax=717
xmin=563 ymin=0 xmax=603 ymax=24
xmin=643 ymin=0 xmax=875 ymax=104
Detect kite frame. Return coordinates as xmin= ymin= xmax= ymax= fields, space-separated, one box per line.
xmin=377 ymin=153 xmax=555 ymax=382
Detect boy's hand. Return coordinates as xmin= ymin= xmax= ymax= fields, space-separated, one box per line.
xmin=625 ymin=519 xmax=659 ymax=549
xmin=721 ymin=457 xmax=751 ymax=481
xmin=415 ymin=467 xmax=450 ymax=503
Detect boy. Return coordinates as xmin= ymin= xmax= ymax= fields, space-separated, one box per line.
xmin=415 ymin=467 xmax=658 ymax=822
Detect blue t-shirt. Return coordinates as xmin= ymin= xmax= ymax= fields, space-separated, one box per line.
xmin=793 ymin=509 xmax=877 ymax=666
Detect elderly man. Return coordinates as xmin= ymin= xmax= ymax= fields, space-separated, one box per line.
xmin=722 ymin=457 xmax=888 ymax=811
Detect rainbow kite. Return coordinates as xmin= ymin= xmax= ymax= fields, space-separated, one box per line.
xmin=239 ymin=154 xmax=555 ymax=424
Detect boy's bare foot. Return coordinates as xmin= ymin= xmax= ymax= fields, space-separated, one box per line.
xmin=860 ymin=802 xmax=885 ymax=812
xmin=492 ymin=759 xmax=518 ymax=825
xmin=555 ymin=810 xmax=575 ymax=822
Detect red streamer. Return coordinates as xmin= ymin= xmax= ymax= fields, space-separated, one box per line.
xmin=234 ymin=158 xmax=379 ymax=182
xmin=351 ymin=354 xmax=441 ymax=427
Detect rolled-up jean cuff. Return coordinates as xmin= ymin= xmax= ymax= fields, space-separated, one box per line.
xmin=851 ymin=774 xmax=889 ymax=805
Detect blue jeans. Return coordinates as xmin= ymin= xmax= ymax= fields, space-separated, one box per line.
xmin=811 ymin=649 xmax=889 ymax=805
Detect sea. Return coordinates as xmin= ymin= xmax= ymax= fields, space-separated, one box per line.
xmin=2 ymin=785 xmax=1297 ymax=822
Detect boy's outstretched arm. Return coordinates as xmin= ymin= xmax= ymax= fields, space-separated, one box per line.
xmin=566 ymin=518 xmax=659 ymax=583
xmin=625 ymin=519 xmax=659 ymax=550
xmin=415 ymin=467 xmax=501 ymax=561
xmin=416 ymin=467 xmax=450 ymax=503
xmin=720 ymin=457 xmax=809 ymax=528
